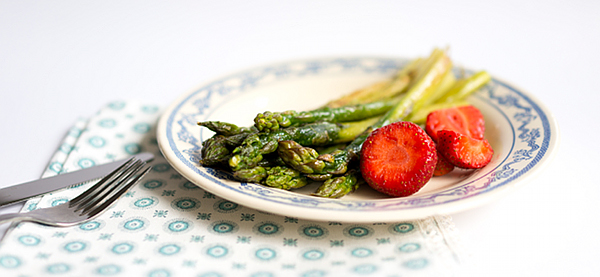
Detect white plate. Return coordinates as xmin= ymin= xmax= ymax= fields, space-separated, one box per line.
xmin=157 ymin=56 xmax=559 ymax=223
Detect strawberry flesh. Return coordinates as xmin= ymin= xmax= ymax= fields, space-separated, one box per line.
xmin=426 ymin=105 xmax=485 ymax=142
xmin=433 ymin=150 xmax=455 ymax=176
xmin=360 ymin=121 xmax=437 ymax=197
xmin=437 ymin=130 xmax=493 ymax=169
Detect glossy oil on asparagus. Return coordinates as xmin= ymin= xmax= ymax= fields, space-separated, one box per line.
xmin=197 ymin=48 xmax=491 ymax=198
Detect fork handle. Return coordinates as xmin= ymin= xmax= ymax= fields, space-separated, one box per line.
xmin=0 ymin=213 xmax=31 ymax=225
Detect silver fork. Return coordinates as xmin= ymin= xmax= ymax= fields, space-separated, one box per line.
xmin=0 ymin=157 xmax=151 ymax=227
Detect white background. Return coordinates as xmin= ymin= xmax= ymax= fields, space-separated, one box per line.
xmin=1 ymin=1 xmax=598 ymax=276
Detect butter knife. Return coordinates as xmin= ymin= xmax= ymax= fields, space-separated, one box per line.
xmin=0 ymin=152 xmax=154 ymax=207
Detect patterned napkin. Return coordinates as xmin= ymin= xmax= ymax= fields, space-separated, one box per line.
xmin=0 ymin=101 xmax=463 ymax=277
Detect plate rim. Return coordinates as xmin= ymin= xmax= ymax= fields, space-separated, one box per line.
xmin=156 ymin=55 xmax=560 ymax=222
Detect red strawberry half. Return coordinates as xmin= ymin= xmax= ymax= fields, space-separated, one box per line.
xmin=360 ymin=121 xmax=437 ymax=197
xmin=426 ymin=105 xmax=485 ymax=142
xmin=437 ymin=130 xmax=493 ymax=169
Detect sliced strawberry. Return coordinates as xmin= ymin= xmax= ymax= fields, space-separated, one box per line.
xmin=433 ymin=150 xmax=455 ymax=176
xmin=426 ymin=105 xmax=485 ymax=142
xmin=437 ymin=130 xmax=493 ymax=169
xmin=360 ymin=121 xmax=437 ymax=197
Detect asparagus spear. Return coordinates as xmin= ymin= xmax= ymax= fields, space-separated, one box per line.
xmin=435 ymin=71 xmax=491 ymax=103
xmin=233 ymin=166 xmax=267 ymax=183
xmin=412 ymin=68 xmax=457 ymax=112
xmin=278 ymin=48 xmax=452 ymax=176
xmin=312 ymin=169 xmax=362 ymax=198
xmin=232 ymin=164 xmax=309 ymax=189
xmin=331 ymin=116 xmax=380 ymax=143
xmin=198 ymin=121 xmax=258 ymax=166
xmin=198 ymin=121 xmax=257 ymax=136
xmin=277 ymin=140 xmax=351 ymax=175
xmin=199 ymin=135 xmax=231 ymax=166
xmin=254 ymin=99 xmax=397 ymax=133
xmin=407 ymin=70 xmax=491 ymax=123
xmin=325 ymin=58 xmax=423 ymax=108
xmin=263 ymin=166 xmax=309 ymax=190
xmin=381 ymin=48 xmax=452 ymax=125
xmin=228 ymin=122 xmax=342 ymax=171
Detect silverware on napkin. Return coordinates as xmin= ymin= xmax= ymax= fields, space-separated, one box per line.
xmin=0 ymin=152 xmax=154 ymax=207
xmin=0 ymin=156 xmax=152 ymax=226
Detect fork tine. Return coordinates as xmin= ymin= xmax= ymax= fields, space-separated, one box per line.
xmin=71 ymin=159 xmax=142 ymax=210
xmin=85 ymin=166 xmax=152 ymax=218
xmin=75 ymin=160 xmax=146 ymax=213
xmin=69 ymin=157 xmax=138 ymax=206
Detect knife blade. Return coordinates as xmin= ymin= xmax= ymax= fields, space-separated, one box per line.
xmin=0 ymin=152 xmax=154 ymax=207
